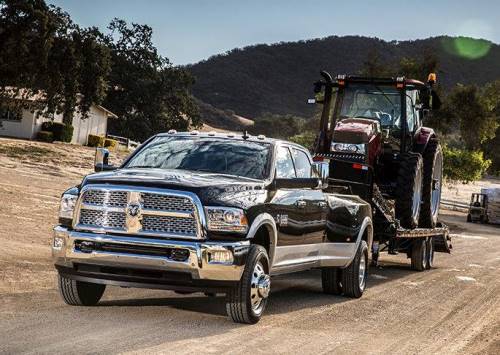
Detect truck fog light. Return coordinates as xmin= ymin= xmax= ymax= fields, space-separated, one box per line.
xmin=53 ymin=236 xmax=64 ymax=250
xmin=208 ymin=250 xmax=234 ymax=264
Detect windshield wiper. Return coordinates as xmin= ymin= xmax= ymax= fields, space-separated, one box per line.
xmin=373 ymin=84 xmax=397 ymax=111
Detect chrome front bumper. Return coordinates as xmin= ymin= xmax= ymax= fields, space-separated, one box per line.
xmin=52 ymin=226 xmax=248 ymax=282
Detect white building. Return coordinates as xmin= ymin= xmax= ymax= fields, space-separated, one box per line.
xmin=0 ymin=99 xmax=117 ymax=145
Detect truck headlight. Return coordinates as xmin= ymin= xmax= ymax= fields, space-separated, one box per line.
xmin=331 ymin=142 xmax=366 ymax=154
xmin=205 ymin=207 xmax=248 ymax=233
xmin=59 ymin=193 xmax=78 ymax=220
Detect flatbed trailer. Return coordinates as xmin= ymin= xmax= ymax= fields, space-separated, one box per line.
xmin=328 ymin=182 xmax=452 ymax=271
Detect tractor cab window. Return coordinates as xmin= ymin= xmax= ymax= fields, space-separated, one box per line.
xmin=406 ymin=91 xmax=417 ymax=132
xmin=338 ymin=84 xmax=402 ymax=132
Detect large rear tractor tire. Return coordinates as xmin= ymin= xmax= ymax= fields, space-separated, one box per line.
xmin=396 ymin=153 xmax=424 ymax=229
xmin=420 ymin=139 xmax=443 ymax=228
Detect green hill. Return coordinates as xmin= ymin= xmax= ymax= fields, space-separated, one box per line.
xmin=188 ymin=36 xmax=500 ymax=118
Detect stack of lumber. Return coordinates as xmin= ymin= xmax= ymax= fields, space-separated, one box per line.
xmin=481 ymin=188 xmax=500 ymax=224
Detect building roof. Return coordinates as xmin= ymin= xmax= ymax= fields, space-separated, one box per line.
xmin=1 ymin=87 xmax=117 ymax=118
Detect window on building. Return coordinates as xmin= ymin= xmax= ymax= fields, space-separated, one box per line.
xmin=0 ymin=106 xmax=22 ymax=121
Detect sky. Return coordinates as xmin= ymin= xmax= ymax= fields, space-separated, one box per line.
xmin=50 ymin=0 xmax=500 ymax=65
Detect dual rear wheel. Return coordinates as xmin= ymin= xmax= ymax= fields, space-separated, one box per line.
xmin=321 ymin=240 xmax=369 ymax=298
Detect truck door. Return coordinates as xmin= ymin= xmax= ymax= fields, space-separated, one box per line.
xmin=271 ymin=146 xmax=306 ymax=246
xmin=291 ymin=147 xmax=327 ymax=244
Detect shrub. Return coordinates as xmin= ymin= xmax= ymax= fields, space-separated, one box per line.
xmin=87 ymin=134 xmax=105 ymax=147
xmin=41 ymin=121 xmax=53 ymax=131
xmin=50 ymin=122 xmax=73 ymax=142
xmin=104 ymin=138 xmax=118 ymax=150
xmin=443 ymin=146 xmax=491 ymax=183
xmin=36 ymin=130 xmax=54 ymax=143
xmin=289 ymin=132 xmax=316 ymax=150
xmin=41 ymin=121 xmax=73 ymax=142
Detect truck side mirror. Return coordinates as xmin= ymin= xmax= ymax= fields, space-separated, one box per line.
xmin=94 ymin=148 xmax=115 ymax=172
xmin=312 ymin=161 xmax=329 ymax=189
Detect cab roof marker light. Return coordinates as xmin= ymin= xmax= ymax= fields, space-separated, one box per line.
xmin=190 ymin=130 xmax=199 ymax=135
xmin=208 ymin=131 xmax=216 ymax=136
xmin=167 ymin=129 xmax=177 ymax=134
xmin=257 ymin=134 xmax=266 ymax=140
xmin=227 ymin=133 xmax=235 ymax=138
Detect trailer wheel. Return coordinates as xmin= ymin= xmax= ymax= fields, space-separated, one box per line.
xmin=396 ymin=153 xmax=424 ymax=229
xmin=420 ymin=139 xmax=443 ymax=228
xmin=342 ymin=240 xmax=368 ymax=298
xmin=226 ymin=245 xmax=270 ymax=324
xmin=425 ymin=238 xmax=434 ymax=269
xmin=410 ymin=238 xmax=427 ymax=271
xmin=58 ymin=274 xmax=106 ymax=306
xmin=321 ymin=267 xmax=342 ymax=295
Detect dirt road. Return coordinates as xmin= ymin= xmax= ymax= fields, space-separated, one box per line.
xmin=0 ymin=137 xmax=499 ymax=354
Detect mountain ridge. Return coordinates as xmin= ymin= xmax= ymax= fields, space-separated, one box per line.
xmin=188 ymin=35 xmax=500 ymax=118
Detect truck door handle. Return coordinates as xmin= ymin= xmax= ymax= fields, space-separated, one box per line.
xmin=316 ymin=201 xmax=327 ymax=208
xmin=296 ymin=200 xmax=307 ymax=208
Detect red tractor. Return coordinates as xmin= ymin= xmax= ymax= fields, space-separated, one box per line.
xmin=311 ymin=72 xmax=449 ymax=266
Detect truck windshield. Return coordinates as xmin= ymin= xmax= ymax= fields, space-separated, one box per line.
xmin=339 ymin=84 xmax=401 ymax=129
xmin=124 ymin=136 xmax=272 ymax=180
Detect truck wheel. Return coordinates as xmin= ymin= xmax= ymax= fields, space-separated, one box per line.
xmin=396 ymin=153 xmax=424 ymax=229
xmin=466 ymin=214 xmax=472 ymax=223
xmin=321 ymin=267 xmax=342 ymax=295
xmin=410 ymin=238 xmax=427 ymax=271
xmin=226 ymin=245 xmax=270 ymax=324
xmin=426 ymin=237 xmax=434 ymax=269
xmin=342 ymin=240 xmax=368 ymax=298
xmin=58 ymin=274 xmax=105 ymax=306
xmin=420 ymin=139 xmax=443 ymax=228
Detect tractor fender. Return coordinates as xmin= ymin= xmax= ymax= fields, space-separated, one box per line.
xmin=413 ymin=127 xmax=436 ymax=154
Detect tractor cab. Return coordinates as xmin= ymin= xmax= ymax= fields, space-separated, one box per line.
xmin=467 ymin=193 xmax=488 ymax=223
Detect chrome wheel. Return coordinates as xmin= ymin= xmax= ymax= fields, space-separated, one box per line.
xmin=250 ymin=261 xmax=270 ymax=315
xmin=431 ymin=152 xmax=443 ymax=217
xmin=412 ymin=167 xmax=423 ymax=221
xmin=359 ymin=252 xmax=367 ymax=290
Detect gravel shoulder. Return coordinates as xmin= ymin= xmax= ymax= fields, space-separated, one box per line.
xmin=0 ymin=137 xmax=498 ymax=354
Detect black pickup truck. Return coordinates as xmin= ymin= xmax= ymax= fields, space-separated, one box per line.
xmin=53 ymin=131 xmax=373 ymax=323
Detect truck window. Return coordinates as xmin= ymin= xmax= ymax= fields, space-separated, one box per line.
xmin=292 ymin=148 xmax=311 ymax=178
xmin=276 ymin=147 xmax=296 ymax=178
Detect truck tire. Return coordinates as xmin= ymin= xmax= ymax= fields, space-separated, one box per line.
xmin=466 ymin=214 xmax=472 ymax=223
xmin=341 ymin=240 xmax=368 ymax=298
xmin=321 ymin=267 xmax=342 ymax=295
xmin=226 ymin=245 xmax=270 ymax=324
xmin=58 ymin=274 xmax=105 ymax=306
xmin=396 ymin=153 xmax=424 ymax=229
xmin=426 ymin=237 xmax=434 ymax=269
xmin=410 ymin=238 xmax=427 ymax=271
xmin=419 ymin=139 xmax=443 ymax=228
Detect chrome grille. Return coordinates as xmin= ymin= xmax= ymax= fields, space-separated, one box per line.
xmin=142 ymin=215 xmax=197 ymax=235
xmin=82 ymin=190 xmax=127 ymax=207
xmin=79 ymin=209 xmax=126 ymax=230
xmin=142 ymin=193 xmax=194 ymax=212
xmin=75 ymin=186 xmax=202 ymax=239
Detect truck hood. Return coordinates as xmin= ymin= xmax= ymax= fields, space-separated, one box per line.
xmin=81 ymin=168 xmax=268 ymax=209
xmin=333 ymin=118 xmax=380 ymax=144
